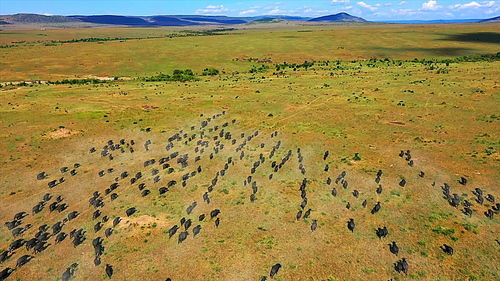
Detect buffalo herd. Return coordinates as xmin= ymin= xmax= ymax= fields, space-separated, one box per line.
xmin=1 ymin=111 xmax=498 ymax=280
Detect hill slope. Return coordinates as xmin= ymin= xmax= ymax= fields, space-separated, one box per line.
xmin=480 ymin=15 xmax=500 ymax=22
xmin=308 ymin=12 xmax=367 ymax=22
xmin=1 ymin=13 xmax=79 ymax=24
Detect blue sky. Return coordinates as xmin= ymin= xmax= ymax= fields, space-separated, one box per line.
xmin=1 ymin=1 xmax=499 ymax=20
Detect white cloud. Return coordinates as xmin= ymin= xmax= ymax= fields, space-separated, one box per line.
xmin=266 ymin=8 xmax=285 ymax=15
xmin=450 ymin=1 xmax=496 ymax=10
xmin=239 ymin=9 xmax=257 ymax=15
xmin=389 ymin=8 xmax=422 ymax=16
xmin=330 ymin=0 xmax=350 ymax=4
xmin=422 ymin=0 xmax=442 ymax=11
xmin=399 ymin=1 xmax=408 ymax=5
xmin=357 ymin=1 xmax=378 ymax=11
xmin=195 ymin=5 xmax=229 ymax=14
xmin=485 ymin=5 xmax=500 ymax=14
xmin=43 ymin=13 xmax=53 ymax=16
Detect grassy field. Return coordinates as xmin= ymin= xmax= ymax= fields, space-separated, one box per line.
xmin=0 ymin=23 xmax=499 ymax=281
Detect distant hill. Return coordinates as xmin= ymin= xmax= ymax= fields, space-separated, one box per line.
xmin=178 ymin=16 xmax=246 ymax=25
xmin=480 ymin=15 xmax=500 ymax=23
xmin=2 ymin=13 xmax=78 ymax=24
xmin=2 ymin=12 xmax=498 ymax=29
xmin=68 ymin=15 xmax=151 ymax=26
xmin=379 ymin=19 xmax=481 ymax=24
xmin=252 ymin=15 xmax=311 ymax=21
xmin=248 ymin=18 xmax=284 ymax=24
xmin=308 ymin=13 xmax=367 ymax=22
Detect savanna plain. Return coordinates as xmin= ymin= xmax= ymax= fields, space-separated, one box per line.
xmin=0 ymin=23 xmax=499 ymax=281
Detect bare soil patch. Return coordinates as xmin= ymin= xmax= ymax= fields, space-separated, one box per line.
xmin=42 ymin=127 xmax=80 ymax=139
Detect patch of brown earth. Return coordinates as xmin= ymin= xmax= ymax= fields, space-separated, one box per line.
xmin=42 ymin=128 xmax=80 ymax=139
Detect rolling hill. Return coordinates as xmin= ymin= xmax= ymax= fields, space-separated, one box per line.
xmin=308 ymin=12 xmax=367 ymax=22
xmin=480 ymin=15 xmax=500 ymax=22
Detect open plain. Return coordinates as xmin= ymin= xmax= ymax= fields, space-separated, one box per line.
xmin=0 ymin=22 xmax=499 ymax=281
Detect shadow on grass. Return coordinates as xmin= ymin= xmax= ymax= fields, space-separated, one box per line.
xmin=394 ymin=47 xmax=473 ymax=57
xmin=439 ymin=32 xmax=500 ymax=44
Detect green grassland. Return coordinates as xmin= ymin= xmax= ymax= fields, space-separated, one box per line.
xmin=0 ymin=23 xmax=499 ymax=281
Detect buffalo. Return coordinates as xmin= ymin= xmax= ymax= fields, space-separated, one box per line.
xmin=126 ymin=207 xmax=137 ymax=217
xmin=106 ymin=264 xmax=113 ymax=278
xmin=270 ymin=263 xmax=282 ymax=278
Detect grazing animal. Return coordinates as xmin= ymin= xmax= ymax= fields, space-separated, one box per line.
xmin=376 ymin=226 xmax=388 ymax=239
xmin=14 ymin=212 xmax=27 ymax=220
xmin=464 ymin=207 xmax=473 ymax=217
xmin=331 ymin=188 xmax=337 ymax=197
xmin=347 ymin=219 xmax=355 ymax=232
xmin=353 ymin=190 xmax=359 ymax=198
xmin=371 ymin=202 xmax=381 ymax=214
xmin=300 ymin=198 xmax=308 ymax=209
xmin=185 ymin=219 xmax=192 ymax=230
xmin=94 ymin=222 xmax=103 ymax=233
xmin=441 ymin=244 xmax=454 ymax=255
xmin=0 ymin=250 xmax=11 ymax=263
xmin=199 ymin=214 xmax=205 ymax=221
xmin=94 ymin=256 xmax=101 ymax=266
xmin=49 ymin=201 xmax=58 ymax=212
xmin=296 ymin=210 xmax=303 ymax=220
xmin=377 ymin=184 xmax=382 ymax=194
xmin=68 ymin=211 xmax=79 ymax=221
xmin=311 ymin=219 xmax=318 ymax=232
xmin=186 ymin=202 xmax=197 ymax=215
xmin=12 ymin=227 xmax=24 ymax=238
xmin=0 ymin=268 xmax=14 ymax=280
xmin=55 ymin=232 xmax=67 ymax=243
xmin=126 ymin=207 xmax=137 ymax=217
xmin=113 ymin=217 xmax=121 ymax=227
xmin=389 ymin=241 xmax=399 ymax=256
xmin=362 ymin=199 xmax=367 ymax=208
xmin=303 ymin=209 xmax=312 ymax=219
xmin=486 ymin=194 xmax=495 ymax=203
xmin=215 ymin=217 xmax=220 ymax=228
xmin=178 ymin=231 xmax=189 ymax=244
xmin=193 ymin=225 xmax=201 ymax=237
xmin=61 ymin=267 xmax=75 ymax=281
xmin=105 ymin=228 xmax=113 ymax=238
xmin=16 ymin=254 xmax=33 ymax=268
xmin=270 ymin=263 xmax=282 ymax=278
xmin=105 ymin=264 xmax=113 ymax=278
xmin=250 ymin=193 xmax=256 ymax=202
xmin=458 ymin=177 xmax=467 ymax=186
xmin=93 ymin=210 xmax=101 ymax=220
xmin=5 ymin=220 xmax=21 ymax=230
xmin=419 ymin=171 xmax=425 ymax=178
xmin=168 ymin=225 xmax=179 ymax=239
xmin=485 ymin=209 xmax=494 ymax=219
xmin=401 ymin=258 xmax=409 ymax=275
xmin=210 ymin=209 xmax=220 ymax=219
xmin=346 ymin=202 xmax=350 ymax=210
xmin=399 ymin=179 xmax=406 ymax=187
xmin=9 ymin=239 xmax=25 ymax=251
